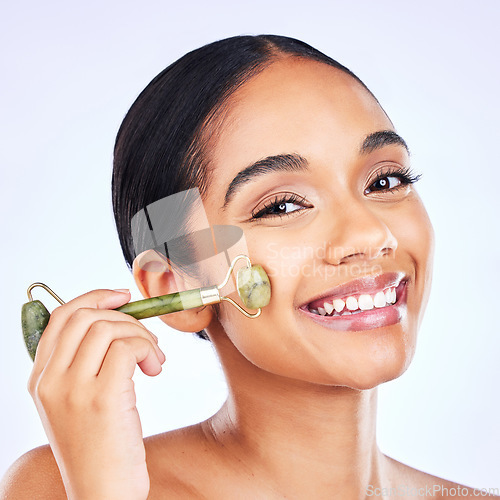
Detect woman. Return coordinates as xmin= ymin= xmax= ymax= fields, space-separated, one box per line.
xmin=1 ymin=34 xmax=494 ymax=499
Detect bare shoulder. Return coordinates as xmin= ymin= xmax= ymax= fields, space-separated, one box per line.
xmin=384 ymin=454 xmax=500 ymax=498
xmin=0 ymin=445 xmax=66 ymax=500
xmin=0 ymin=426 xmax=214 ymax=500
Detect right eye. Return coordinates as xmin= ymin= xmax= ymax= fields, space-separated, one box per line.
xmin=251 ymin=193 xmax=311 ymax=220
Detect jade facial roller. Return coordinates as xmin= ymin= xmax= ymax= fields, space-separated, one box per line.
xmin=21 ymin=254 xmax=271 ymax=361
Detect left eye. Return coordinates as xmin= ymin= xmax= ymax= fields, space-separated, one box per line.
xmin=365 ymin=167 xmax=421 ymax=194
xmin=272 ymin=201 xmax=301 ymax=214
xmin=367 ymin=175 xmax=402 ymax=192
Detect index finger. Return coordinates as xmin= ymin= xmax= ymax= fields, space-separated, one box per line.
xmin=32 ymin=288 xmax=134 ymax=369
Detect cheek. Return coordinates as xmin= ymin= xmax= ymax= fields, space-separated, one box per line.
xmin=395 ymin=195 xmax=434 ymax=251
xmin=392 ymin=200 xmax=434 ymax=267
xmin=258 ymin=233 xmax=309 ymax=286
xmin=215 ymin=300 xmax=304 ymax=379
xmin=213 ymin=231 xmax=327 ymax=381
xmin=216 ymin=232 xmax=307 ymax=365
xmin=390 ymin=195 xmax=435 ymax=326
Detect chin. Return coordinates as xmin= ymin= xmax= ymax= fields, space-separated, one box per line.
xmin=341 ymin=343 xmax=415 ymax=390
xmin=272 ymin=342 xmax=415 ymax=391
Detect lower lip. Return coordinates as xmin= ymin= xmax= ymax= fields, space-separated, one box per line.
xmin=299 ymin=280 xmax=408 ymax=332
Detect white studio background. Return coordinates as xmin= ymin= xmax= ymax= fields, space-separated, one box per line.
xmin=1 ymin=0 xmax=499 ymax=488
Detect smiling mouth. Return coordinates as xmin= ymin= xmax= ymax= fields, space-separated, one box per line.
xmin=302 ymin=278 xmax=408 ymax=318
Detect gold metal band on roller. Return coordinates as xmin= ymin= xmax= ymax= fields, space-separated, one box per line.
xmin=200 ymin=286 xmax=221 ymax=305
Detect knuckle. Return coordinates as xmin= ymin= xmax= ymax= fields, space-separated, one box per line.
xmin=115 ymin=314 xmax=143 ymax=331
xmin=88 ymin=320 xmax=130 ymax=342
xmin=89 ymin=319 xmax=112 ymax=334
xmin=70 ymin=307 xmax=94 ymax=321
xmin=27 ymin=373 xmax=37 ymax=396
xmin=131 ymin=323 xmax=149 ymax=339
xmin=49 ymin=305 xmax=63 ymax=320
xmin=110 ymin=338 xmax=130 ymax=353
xmin=84 ymin=325 xmax=109 ymax=345
xmin=109 ymin=338 xmax=140 ymax=361
xmin=131 ymin=322 xmax=153 ymax=338
xmin=86 ymin=320 xmax=116 ymax=345
xmin=34 ymin=377 xmax=55 ymax=403
xmin=35 ymin=375 xmax=85 ymax=409
xmin=46 ymin=305 xmax=65 ymax=327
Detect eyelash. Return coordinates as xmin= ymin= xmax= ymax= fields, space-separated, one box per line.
xmin=250 ymin=166 xmax=422 ymax=220
xmin=251 ymin=193 xmax=310 ymax=220
xmin=364 ymin=166 xmax=422 ymax=195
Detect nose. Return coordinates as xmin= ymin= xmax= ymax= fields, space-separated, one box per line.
xmin=324 ymin=199 xmax=398 ymax=266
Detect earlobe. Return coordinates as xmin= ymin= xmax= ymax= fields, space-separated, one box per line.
xmin=132 ymin=250 xmax=215 ymax=333
xmin=157 ymin=305 xmax=215 ymax=333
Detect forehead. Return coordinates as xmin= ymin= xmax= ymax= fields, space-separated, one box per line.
xmin=206 ymin=57 xmax=394 ymax=197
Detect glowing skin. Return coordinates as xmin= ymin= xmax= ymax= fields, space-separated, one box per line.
xmin=201 ymin=58 xmax=434 ymax=390
xmin=132 ymin=58 xmax=478 ymax=497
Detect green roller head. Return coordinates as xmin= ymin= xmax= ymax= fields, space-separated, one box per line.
xmin=236 ymin=264 xmax=271 ymax=310
xmin=22 ymin=300 xmax=50 ymax=361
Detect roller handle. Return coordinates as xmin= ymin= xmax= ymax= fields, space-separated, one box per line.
xmin=21 ymin=289 xmax=205 ymax=361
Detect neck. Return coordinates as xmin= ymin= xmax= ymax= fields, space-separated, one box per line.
xmin=205 ymin=337 xmax=390 ymax=498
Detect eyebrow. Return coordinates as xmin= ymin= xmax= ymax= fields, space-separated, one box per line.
xmin=360 ymin=130 xmax=410 ymax=155
xmin=222 ymin=153 xmax=308 ymax=210
xmin=222 ymin=130 xmax=410 ymax=210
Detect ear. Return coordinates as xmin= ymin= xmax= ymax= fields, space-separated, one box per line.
xmin=132 ymin=250 xmax=215 ymax=333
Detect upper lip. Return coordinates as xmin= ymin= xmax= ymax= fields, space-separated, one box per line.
xmin=300 ymin=271 xmax=408 ymax=308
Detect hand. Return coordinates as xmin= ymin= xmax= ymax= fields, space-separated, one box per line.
xmin=27 ymin=289 xmax=166 ymax=500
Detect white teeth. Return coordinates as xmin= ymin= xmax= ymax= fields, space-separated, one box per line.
xmin=346 ymin=296 xmax=358 ymax=311
xmin=309 ymin=285 xmax=400 ymax=317
xmin=323 ymin=301 xmax=334 ymax=314
xmin=385 ymin=288 xmax=396 ymax=304
xmin=333 ymin=299 xmax=345 ymax=313
xmin=374 ymin=291 xmax=386 ymax=308
xmin=358 ymin=294 xmax=374 ymax=310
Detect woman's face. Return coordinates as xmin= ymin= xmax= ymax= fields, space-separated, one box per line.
xmin=201 ymin=57 xmax=434 ymax=390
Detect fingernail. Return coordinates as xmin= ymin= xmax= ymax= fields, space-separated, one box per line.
xmin=113 ymin=288 xmax=130 ymax=293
